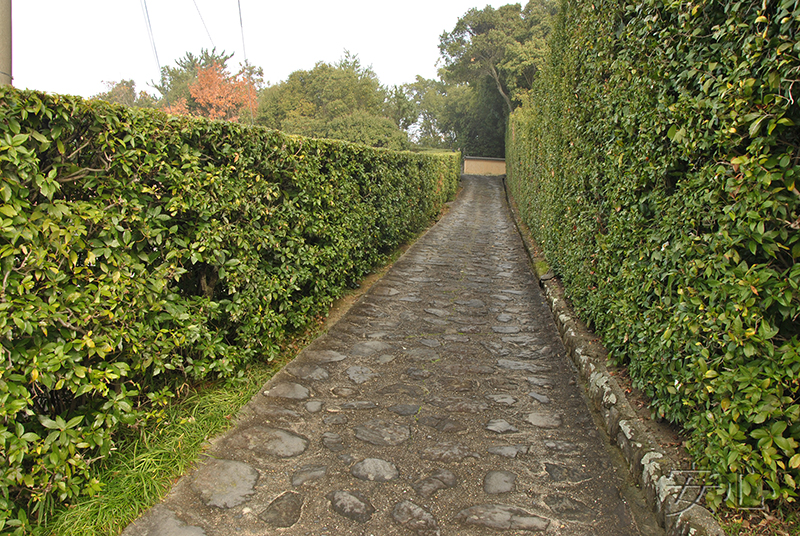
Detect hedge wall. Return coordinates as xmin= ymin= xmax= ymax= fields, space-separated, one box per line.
xmin=507 ymin=0 xmax=799 ymax=508
xmin=0 ymin=87 xmax=459 ymax=532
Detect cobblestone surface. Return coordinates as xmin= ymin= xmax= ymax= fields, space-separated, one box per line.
xmin=122 ymin=175 xmax=660 ymax=536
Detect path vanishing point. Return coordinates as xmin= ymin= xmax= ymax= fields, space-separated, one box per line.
xmin=123 ymin=175 xmax=664 ymax=536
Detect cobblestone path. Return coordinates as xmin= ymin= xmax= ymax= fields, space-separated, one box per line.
xmin=123 ymin=175 xmax=657 ymax=535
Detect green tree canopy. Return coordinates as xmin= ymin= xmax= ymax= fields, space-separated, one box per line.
xmin=439 ymin=1 xmax=557 ymax=112
xmin=258 ymin=52 xmax=409 ymax=149
xmin=282 ymin=110 xmax=408 ymax=151
xmin=91 ymin=80 xmax=158 ymax=108
xmin=404 ymin=76 xmax=454 ymax=149
xmin=427 ymin=1 xmax=556 ymax=156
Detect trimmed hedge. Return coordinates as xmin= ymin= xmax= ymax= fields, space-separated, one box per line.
xmin=0 ymin=87 xmax=459 ymax=532
xmin=507 ymin=0 xmax=799 ymax=508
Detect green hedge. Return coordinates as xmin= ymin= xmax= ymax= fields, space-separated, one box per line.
xmin=507 ymin=0 xmax=799 ymax=508
xmin=0 ymin=87 xmax=459 ymax=532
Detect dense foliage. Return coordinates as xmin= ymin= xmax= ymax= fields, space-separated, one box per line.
xmin=91 ymin=80 xmax=157 ymax=110
xmin=257 ymin=53 xmax=411 ymax=150
xmin=155 ymin=49 xmax=263 ymax=121
xmin=403 ymin=77 xmax=507 ymax=157
xmin=95 ymin=23 xmax=568 ymax=158
xmin=507 ymin=0 xmax=800 ymax=508
xmin=0 ymin=87 xmax=459 ymax=533
xmin=439 ymin=1 xmax=557 ymax=112
xmin=434 ymin=0 xmax=557 ymax=157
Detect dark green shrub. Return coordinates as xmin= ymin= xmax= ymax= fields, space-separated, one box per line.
xmin=507 ymin=0 xmax=799 ymax=508
xmin=0 ymin=88 xmax=459 ymax=533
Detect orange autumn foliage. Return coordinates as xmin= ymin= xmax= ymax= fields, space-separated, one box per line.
xmin=161 ymin=97 xmax=190 ymax=116
xmin=162 ymin=61 xmax=257 ymax=122
xmin=191 ymin=62 xmax=247 ymax=121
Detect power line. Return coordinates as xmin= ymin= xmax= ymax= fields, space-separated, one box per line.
xmin=237 ymin=0 xmax=248 ymax=66
xmin=140 ymin=0 xmax=168 ymax=105
xmin=192 ymin=0 xmax=215 ymax=48
xmin=237 ymin=0 xmax=254 ymax=124
xmin=140 ymin=0 xmax=160 ymax=72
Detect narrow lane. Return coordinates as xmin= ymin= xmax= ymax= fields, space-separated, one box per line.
xmin=124 ymin=175 xmax=659 ymax=535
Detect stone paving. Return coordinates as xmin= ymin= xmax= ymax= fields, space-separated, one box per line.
xmin=123 ymin=175 xmax=660 ymax=536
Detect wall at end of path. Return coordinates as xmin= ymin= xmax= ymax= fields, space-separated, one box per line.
xmin=463 ymin=157 xmax=506 ymax=175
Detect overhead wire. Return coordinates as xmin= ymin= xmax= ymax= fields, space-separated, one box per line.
xmin=140 ymin=0 xmax=169 ymax=107
xmin=141 ymin=0 xmax=252 ymax=119
xmin=237 ymin=0 xmax=248 ymax=65
xmin=192 ymin=0 xmax=215 ymax=49
xmin=237 ymin=0 xmax=255 ymax=124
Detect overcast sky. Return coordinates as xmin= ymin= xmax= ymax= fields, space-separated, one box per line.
xmin=11 ymin=1 xmax=506 ymax=99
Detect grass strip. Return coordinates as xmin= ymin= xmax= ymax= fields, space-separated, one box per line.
xmin=37 ymin=194 xmax=454 ymax=536
xmin=41 ymin=361 xmax=279 ymax=536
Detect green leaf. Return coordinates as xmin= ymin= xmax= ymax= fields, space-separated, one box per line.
xmin=774 ymin=436 xmax=792 ymax=452
xmin=667 ymin=125 xmax=677 ymax=140
xmin=0 ymin=205 xmax=17 ymax=217
xmin=39 ymin=417 xmax=59 ymax=430
xmin=751 ymin=428 xmax=770 ymax=439
xmin=749 ymin=115 xmax=768 ymax=137
xmin=65 ymin=415 xmax=83 ymax=429
xmin=771 ymin=421 xmax=788 ymax=435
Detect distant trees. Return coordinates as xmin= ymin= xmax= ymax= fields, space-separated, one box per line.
xmin=93 ymin=49 xmax=262 ymax=123
xmin=92 ymin=79 xmax=158 ymax=109
xmin=257 ymin=52 xmax=410 ymax=150
xmin=401 ymin=75 xmax=506 ymax=157
xmin=439 ymin=1 xmax=557 ymax=111
xmin=433 ymin=0 xmax=558 ymax=156
xmin=90 ymin=2 xmax=558 ymax=156
xmin=93 ymin=50 xmax=407 ymax=150
xmin=180 ymin=60 xmax=255 ymax=122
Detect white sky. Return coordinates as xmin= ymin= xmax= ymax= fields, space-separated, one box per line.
xmin=11 ymin=0 xmax=506 ymax=99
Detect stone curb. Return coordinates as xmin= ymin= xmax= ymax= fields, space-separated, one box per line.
xmin=501 ymin=178 xmax=724 ymax=536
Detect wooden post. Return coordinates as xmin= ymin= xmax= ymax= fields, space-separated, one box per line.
xmin=0 ymin=0 xmax=10 ymax=86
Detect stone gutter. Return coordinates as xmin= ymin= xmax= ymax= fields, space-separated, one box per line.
xmin=502 ymin=177 xmax=724 ymax=536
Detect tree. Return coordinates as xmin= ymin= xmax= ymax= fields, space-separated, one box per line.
xmin=153 ymin=48 xmax=234 ymax=113
xmin=383 ymin=85 xmax=417 ymax=131
xmin=257 ymin=52 xmax=409 ymax=149
xmin=434 ymin=1 xmax=557 ymax=156
xmin=440 ymin=79 xmax=506 ymax=157
xmin=189 ymin=62 xmax=250 ymax=122
xmin=403 ymin=76 xmax=454 ymax=149
xmin=92 ymin=80 xmax=158 ymax=108
xmin=325 ymin=111 xmax=409 ymax=150
xmin=236 ymin=61 xmax=265 ymax=124
xmin=505 ymin=0 xmax=558 ymax=102
xmin=439 ymin=1 xmax=557 ymax=112
xmin=154 ymin=49 xmax=263 ymax=122
xmin=398 ymin=76 xmax=505 ymax=157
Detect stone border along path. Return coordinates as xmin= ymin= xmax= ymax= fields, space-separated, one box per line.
xmin=123 ymin=175 xmax=664 ymax=536
xmin=503 ymin=180 xmax=725 ymax=536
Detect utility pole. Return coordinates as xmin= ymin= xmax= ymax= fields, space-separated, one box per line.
xmin=0 ymin=0 xmax=10 ymax=86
